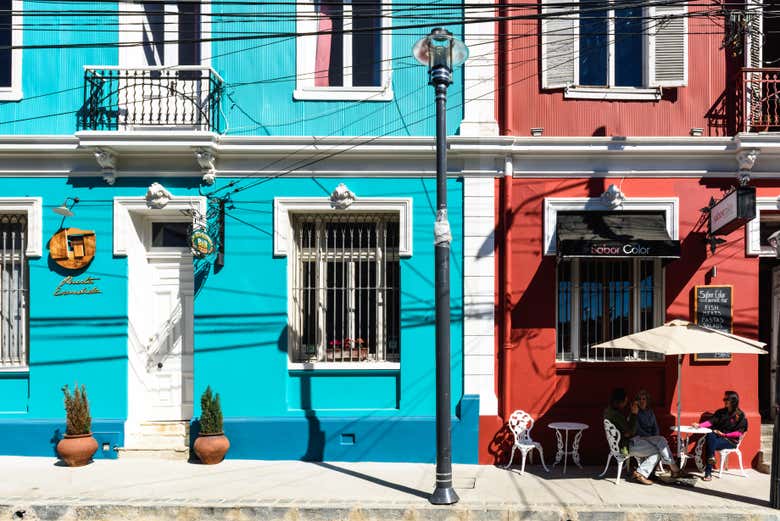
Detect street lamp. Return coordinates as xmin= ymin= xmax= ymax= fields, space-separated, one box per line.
xmin=412 ymin=27 xmax=468 ymax=506
xmin=769 ymin=230 xmax=780 ymax=509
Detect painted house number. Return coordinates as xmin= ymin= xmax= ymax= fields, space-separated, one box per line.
xmin=53 ymin=276 xmax=102 ymax=297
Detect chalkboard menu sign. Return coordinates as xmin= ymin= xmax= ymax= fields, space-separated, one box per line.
xmin=693 ymin=285 xmax=733 ymax=361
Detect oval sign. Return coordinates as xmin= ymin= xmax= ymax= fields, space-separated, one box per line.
xmin=191 ymin=229 xmax=215 ymax=258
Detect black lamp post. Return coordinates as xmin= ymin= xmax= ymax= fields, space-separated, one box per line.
xmin=412 ymin=27 xmax=468 ymax=506
xmin=769 ymin=230 xmax=780 ymax=509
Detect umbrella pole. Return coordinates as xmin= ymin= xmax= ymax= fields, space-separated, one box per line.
xmin=677 ymin=354 xmax=682 ymax=461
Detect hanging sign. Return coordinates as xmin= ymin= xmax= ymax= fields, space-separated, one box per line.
xmin=49 ymin=228 xmax=96 ymax=270
xmin=190 ymin=228 xmax=215 ymax=258
xmin=710 ymin=186 xmax=756 ymax=235
xmin=693 ymin=285 xmax=733 ymax=361
xmin=53 ymin=276 xmax=102 ymax=297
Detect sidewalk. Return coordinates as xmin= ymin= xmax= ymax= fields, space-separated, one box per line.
xmin=0 ymin=456 xmax=778 ymax=520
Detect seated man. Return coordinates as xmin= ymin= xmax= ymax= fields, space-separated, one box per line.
xmin=604 ymin=388 xmax=681 ymax=485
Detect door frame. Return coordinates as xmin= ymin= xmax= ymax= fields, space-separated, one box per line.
xmin=772 ymin=266 xmax=780 ymax=419
xmin=113 ymin=195 xmax=205 ymax=427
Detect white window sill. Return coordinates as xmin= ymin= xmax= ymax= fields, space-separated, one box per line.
xmin=564 ymin=86 xmax=662 ymax=101
xmin=289 ymin=361 xmax=400 ymax=371
xmin=293 ymin=86 xmax=394 ymax=102
xmin=0 ymin=87 xmax=23 ymax=101
xmin=0 ymin=366 xmax=29 ymax=374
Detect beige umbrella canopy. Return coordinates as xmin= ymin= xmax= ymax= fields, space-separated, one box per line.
xmin=593 ymin=319 xmax=766 ymax=460
xmin=592 ymin=319 xmax=766 ymax=355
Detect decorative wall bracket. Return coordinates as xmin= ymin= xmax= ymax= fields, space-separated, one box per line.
xmin=329 ymin=183 xmax=356 ymax=209
xmin=94 ymin=148 xmax=117 ymax=185
xmin=146 ymin=182 xmax=173 ymax=209
xmin=195 ymin=148 xmax=217 ymax=185
xmin=737 ymin=149 xmax=759 ymax=186
xmin=600 ymin=184 xmax=625 ymax=209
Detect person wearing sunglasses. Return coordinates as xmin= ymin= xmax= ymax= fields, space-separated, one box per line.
xmin=692 ymin=390 xmax=748 ymax=481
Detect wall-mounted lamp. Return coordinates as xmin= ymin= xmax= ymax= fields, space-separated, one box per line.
xmin=52 ymin=197 xmax=80 ymax=217
xmin=531 ymin=127 xmax=544 ymax=137
xmin=690 ymin=128 xmax=704 ymax=137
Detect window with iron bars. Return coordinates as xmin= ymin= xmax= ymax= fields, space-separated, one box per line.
xmin=290 ymin=213 xmax=400 ymax=364
xmin=557 ymin=258 xmax=663 ymax=362
xmin=0 ymin=214 xmax=28 ymax=368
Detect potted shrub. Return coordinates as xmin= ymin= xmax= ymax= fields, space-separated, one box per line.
xmin=56 ymin=384 xmax=98 ymax=467
xmin=193 ymin=386 xmax=230 ymax=464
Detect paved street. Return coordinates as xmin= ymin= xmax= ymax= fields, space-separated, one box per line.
xmin=0 ymin=456 xmax=778 ymax=520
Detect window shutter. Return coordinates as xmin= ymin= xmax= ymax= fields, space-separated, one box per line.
xmin=647 ymin=4 xmax=687 ymax=87
xmin=541 ymin=0 xmax=578 ymax=89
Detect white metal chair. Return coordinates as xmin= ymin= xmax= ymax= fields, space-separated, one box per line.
xmin=717 ymin=435 xmax=747 ymax=477
xmin=503 ymin=410 xmax=549 ymax=475
xmin=599 ymin=419 xmax=644 ymax=485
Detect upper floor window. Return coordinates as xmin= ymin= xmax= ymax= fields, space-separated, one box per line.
xmin=0 ymin=0 xmax=21 ymax=100
xmin=294 ymin=0 xmax=393 ymax=101
xmin=541 ymin=0 xmax=687 ymax=99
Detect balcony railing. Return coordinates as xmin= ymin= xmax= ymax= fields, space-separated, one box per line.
xmin=739 ymin=67 xmax=780 ymax=133
xmin=79 ymin=66 xmax=224 ymax=132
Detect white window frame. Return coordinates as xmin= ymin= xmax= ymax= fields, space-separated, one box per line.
xmin=0 ymin=0 xmax=23 ymax=101
xmin=542 ymin=0 xmax=686 ymax=100
xmin=747 ymin=196 xmax=780 ymax=256
xmin=274 ymin=196 xmax=411 ymax=370
xmin=0 ymin=197 xmax=41 ymax=372
xmin=293 ymin=0 xmax=393 ymax=101
xmin=556 ymin=257 xmax=665 ymax=362
xmin=543 ymin=196 xmax=679 ymax=256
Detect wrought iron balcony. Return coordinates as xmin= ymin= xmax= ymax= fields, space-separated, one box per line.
xmin=739 ymin=67 xmax=780 ymax=133
xmin=79 ymin=66 xmax=224 ymax=132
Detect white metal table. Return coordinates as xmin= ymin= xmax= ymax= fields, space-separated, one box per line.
xmin=669 ymin=425 xmax=711 ymax=472
xmin=548 ymin=422 xmax=589 ymax=474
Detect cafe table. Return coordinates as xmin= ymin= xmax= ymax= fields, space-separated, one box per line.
xmin=548 ymin=422 xmax=589 ymax=474
xmin=669 ymin=425 xmax=711 ymax=472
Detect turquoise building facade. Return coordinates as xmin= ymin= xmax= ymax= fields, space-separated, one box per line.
xmin=0 ymin=0 xmax=500 ymax=463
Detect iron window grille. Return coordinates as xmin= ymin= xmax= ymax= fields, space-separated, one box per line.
xmin=291 ymin=213 xmax=400 ymax=364
xmin=557 ymin=258 xmax=663 ymax=362
xmin=0 ymin=214 xmax=28 ymax=368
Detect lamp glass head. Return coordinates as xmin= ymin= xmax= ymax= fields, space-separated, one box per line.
xmin=53 ymin=205 xmax=74 ymax=217
xmin=412 ymin=28 xmax=469 ymax=69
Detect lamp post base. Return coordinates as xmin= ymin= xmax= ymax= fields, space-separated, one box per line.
xmin=430 ymin=485 xmax=460 ymax=505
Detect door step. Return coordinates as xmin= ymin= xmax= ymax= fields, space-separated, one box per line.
xmin=121 ymin=421 xmax=190 ymax=459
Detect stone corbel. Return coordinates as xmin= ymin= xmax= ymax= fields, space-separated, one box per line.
xmin=94 ymin=148 xmax=117 ymax=185
xmin=600 ymin=184 xmax=625 ymax=209
xmin=737 ymin=149 xmax=759 ymax=186
xmin=195 ymin=148 xmax=217 ymax=185
xmin=329 ymin=183 xmax=356 ymax=209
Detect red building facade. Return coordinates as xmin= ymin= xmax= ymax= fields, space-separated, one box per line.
xmin=483 ymin=0 xmax=780 ymax=469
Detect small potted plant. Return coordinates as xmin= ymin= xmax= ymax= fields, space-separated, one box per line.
xmin=56 ymin=384 xmax=98 ymax=467
xmin=345 ymin=338 xmax=368 ymax=361
xmin=193 ymin=386 xmax=230 ymax=464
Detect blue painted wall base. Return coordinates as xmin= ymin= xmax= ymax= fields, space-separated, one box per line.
xmin=0 ymin=419 xmax=124 ymax=459
xmin=193 ymin=395 xmax=479 ymax=463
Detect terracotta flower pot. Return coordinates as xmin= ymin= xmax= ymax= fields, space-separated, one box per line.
xmin=56 ymin=433 xmax=98 ymax=467
xmin=193 ymin=432 xmax=230 ymax=464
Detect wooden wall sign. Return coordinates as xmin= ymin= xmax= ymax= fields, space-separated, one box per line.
xmin=50 ymin=228 xmax=96 ymax=270
xmin=693 ymin=284 xmax=733 ymax=361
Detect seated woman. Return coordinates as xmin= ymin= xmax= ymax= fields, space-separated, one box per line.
xmin=692 ymin=390 xmax=748 ymax=481
xmin=635 ymin=389 xmax=660 ymax=438
xmin=604 ymin=388 xmax=681 ymax=485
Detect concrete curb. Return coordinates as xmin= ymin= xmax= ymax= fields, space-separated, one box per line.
xmin=3 ymin=502 xmax=780 ymax=521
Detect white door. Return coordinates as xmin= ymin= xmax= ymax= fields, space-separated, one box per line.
xmin=772 ymin=266 xmax=780 ymax=415
xmin=127 ymin=220 xmax=194 ymax=425
xmin=143 ymin=254 xmax=194 ymax=421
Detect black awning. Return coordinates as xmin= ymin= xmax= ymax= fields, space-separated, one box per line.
xmin=556 ymin=212 xmax=680 ymax=258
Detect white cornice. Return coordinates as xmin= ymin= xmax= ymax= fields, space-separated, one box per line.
xmin=0 ymin=133 xmax=775 ymax=180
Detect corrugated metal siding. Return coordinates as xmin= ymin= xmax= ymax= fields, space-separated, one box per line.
xmin=213 ymin=1 xmax=464 ymax=137
xmin=0 ymin=1 xmax=118 ymax=134
xmin=502 ymin=4 xmax=731 ymax=136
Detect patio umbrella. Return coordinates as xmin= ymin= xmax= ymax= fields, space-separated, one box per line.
xmin=592 ymin=319 xmax=766 ymax=459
